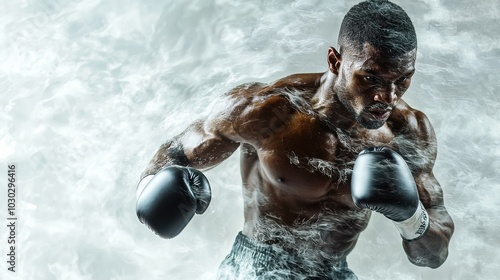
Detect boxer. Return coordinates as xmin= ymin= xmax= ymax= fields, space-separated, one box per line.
xmin=136 ymin=1 xmax=454 ymax=278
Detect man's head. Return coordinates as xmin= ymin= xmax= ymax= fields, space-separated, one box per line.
xmin=328 ymin=0 xmax=417 ymax=129
xmin=338 ymin=0 xmax=417 ymax=56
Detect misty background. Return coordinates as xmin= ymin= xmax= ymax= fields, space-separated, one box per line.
xmin=1 ymin=0 xmax=499 ymax=279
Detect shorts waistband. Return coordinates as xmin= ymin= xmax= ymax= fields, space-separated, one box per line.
xmin=228 ymin=231 xmax=280 ymax=265
xmin=228 ymin=231 xmax=348 ymax=270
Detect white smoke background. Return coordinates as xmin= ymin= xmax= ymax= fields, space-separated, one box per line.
xmin=0 ymin=0 xmax=498 ymax=279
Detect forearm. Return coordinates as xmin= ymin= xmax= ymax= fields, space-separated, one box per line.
xmin=140 ymin=139 xmax=190 ymax=180
xmin=402 ymin=207 xmax=454 ymax=268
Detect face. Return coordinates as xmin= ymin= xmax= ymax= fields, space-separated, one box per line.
xmin=329 ymin=44 xmax=416 ymax=129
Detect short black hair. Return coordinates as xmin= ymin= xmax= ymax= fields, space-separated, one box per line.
xmin=338 ymin=0 xmax=417 ymax=55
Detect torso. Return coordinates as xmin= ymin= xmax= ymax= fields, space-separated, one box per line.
xmin=232 ymin=73 xmax=418 ymax=261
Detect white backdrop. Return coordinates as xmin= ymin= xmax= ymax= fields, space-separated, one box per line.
xmin=1 ymin=0 xmax=499 ymax=279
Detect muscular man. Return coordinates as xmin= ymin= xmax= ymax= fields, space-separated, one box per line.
xmin=135 ymin=1 xmax=454 ymax=279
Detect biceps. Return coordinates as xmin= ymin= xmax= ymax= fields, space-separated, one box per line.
xmin=179 ymin=120 xmax=240 ymax=170
xmin=415 ymin=171 xmax=445 ymax=209
xmin=416 ymin=171 xmax=454 ymax=227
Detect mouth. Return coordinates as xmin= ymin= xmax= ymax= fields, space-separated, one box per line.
xmin=366 ymin=108 xmax=391 ymax=120
xmin=367 ymin=108 xmax=392 ymax=120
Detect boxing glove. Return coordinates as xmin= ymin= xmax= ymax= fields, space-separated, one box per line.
xmin=351 ymin=147 xmax=429 ymax=240
xmin=136 ymin=165 xmax=211 ymax=239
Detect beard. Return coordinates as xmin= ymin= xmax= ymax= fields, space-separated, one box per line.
xmin=356 ymin=110 xmax=386 ymax=129
xmin=336 ymin=87 xmax=393 ymax=129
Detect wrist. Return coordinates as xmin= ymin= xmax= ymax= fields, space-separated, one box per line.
xmin=392 ymin=201 xmax=430 ymax=241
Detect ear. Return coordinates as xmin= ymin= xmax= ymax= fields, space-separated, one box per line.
xmin=328 ymin=47 xmax=342 ymax=75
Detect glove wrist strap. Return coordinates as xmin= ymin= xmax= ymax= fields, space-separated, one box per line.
xmin=392 ymin=201 xmax=430 ymax=241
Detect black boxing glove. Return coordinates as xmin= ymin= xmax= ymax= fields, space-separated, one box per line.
xmin=136 ymin=165 xmax=211 ymax=239
xmin=351 ymin=147 xmax=429 ymax=240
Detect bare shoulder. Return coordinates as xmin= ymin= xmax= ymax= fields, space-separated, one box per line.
xmin=271 ymin=72 xmax=324 ymax=89
xmin=390 ymin=101 xmax=435 ymax=138
xmin=205 ymin=73 xmax=322 ymax=144
xmin=204 ymin=81 xmax=292 ymax=143
xmin=388 ymin=100 xmax=438 ymax=171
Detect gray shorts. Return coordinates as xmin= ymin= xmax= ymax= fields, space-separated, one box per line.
xmin=216 ymin=232 xmax=358 ymax=280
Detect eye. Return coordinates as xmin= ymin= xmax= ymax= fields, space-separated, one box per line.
xmin=397 ymin=75 xmax=411 ymax=85
xmin=364 ymin=76 xmax=377 ymax=82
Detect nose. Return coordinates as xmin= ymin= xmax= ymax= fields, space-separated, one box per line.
xmin=374 ymin=84 xmax=397 ymax=104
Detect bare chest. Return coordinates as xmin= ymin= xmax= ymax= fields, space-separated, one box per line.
xmin=247 ymin=116 xmax=397 ymax=205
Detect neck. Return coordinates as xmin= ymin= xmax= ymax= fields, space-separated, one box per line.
xmin=313 ymin=71 xmax=358 ymax=131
